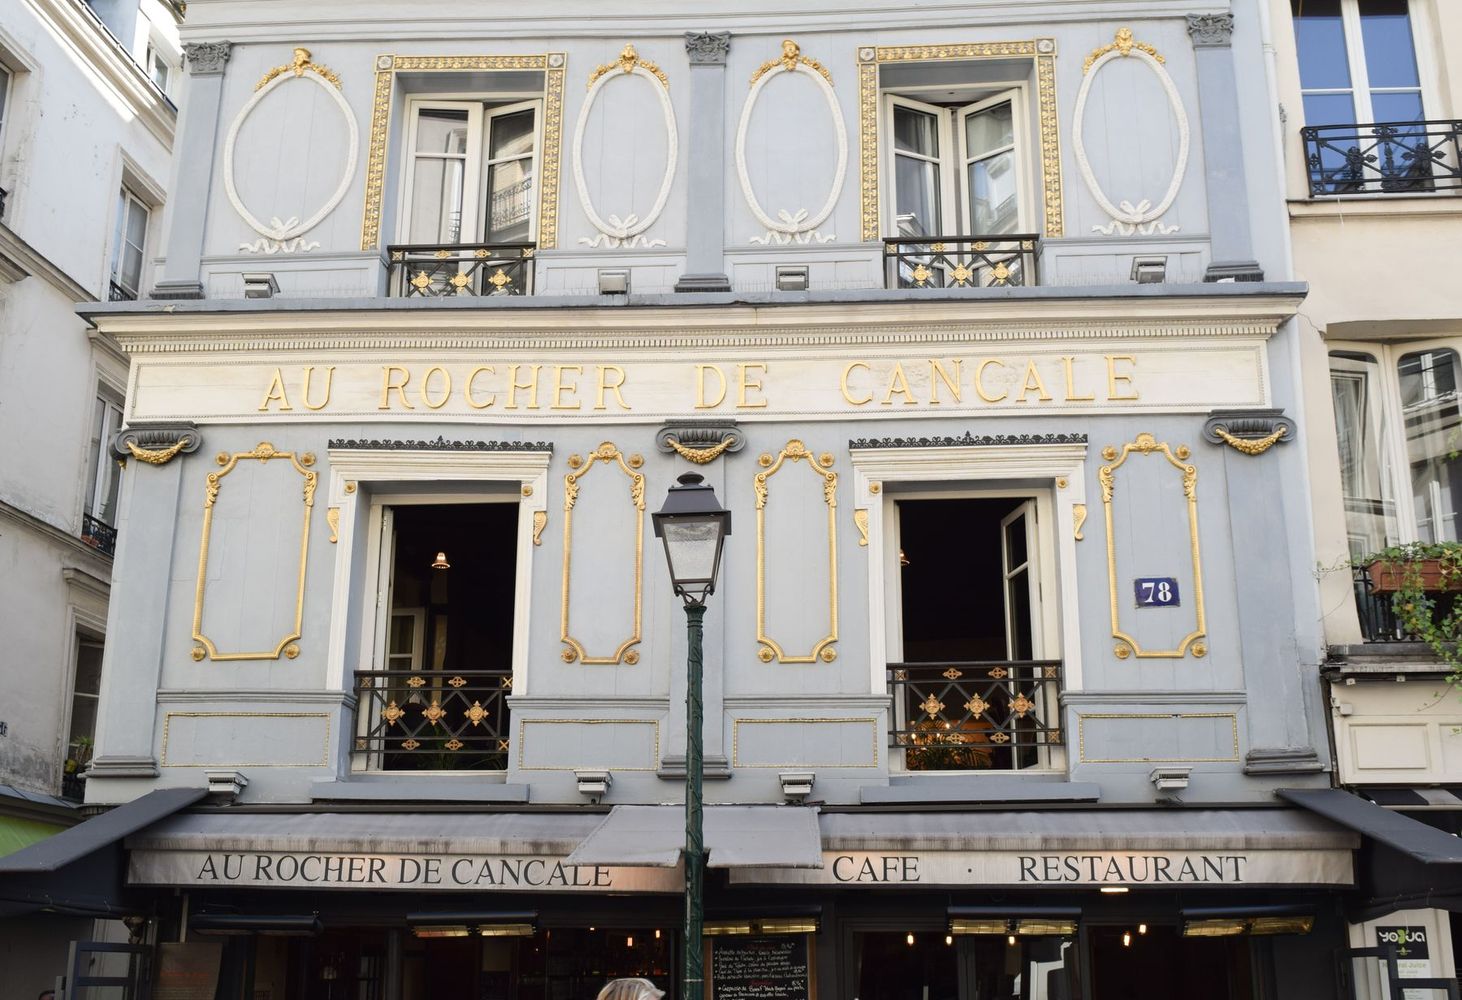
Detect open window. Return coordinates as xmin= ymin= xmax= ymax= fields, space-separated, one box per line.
xmin=887 ymin=494 xmax=1062 ymax=771
xmin=354 ymin=501 xmax=518 ymax=772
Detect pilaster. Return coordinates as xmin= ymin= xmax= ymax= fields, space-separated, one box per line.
xmin=675 ymin=32 xmax=732 ymax=293
xmin=1187 ymin=14 xmax=1265 ymax=282
xmin=153 ymin=42 xmax=232 ymax=300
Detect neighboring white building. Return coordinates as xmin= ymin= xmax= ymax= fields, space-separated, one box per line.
xmin=0 ymin=0 xmax=178 ymax=994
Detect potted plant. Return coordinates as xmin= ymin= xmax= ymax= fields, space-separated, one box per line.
xmin=1357 ymin=541 xmax=1462 ymax=682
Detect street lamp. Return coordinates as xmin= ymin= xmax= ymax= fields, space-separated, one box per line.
xmin=652 ymin=472 xmax=732 ymax=1000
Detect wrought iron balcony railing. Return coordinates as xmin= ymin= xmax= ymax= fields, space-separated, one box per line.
xmin=1350 ymin=565 xmax=1462 ymax=643
xmin=888 ymin=660 xmax=1063 ymax=771
xmin=80 ymin=513 xmax=117 ymax=558
xmin=108 ymin=280 xmax=137 ymax=302
xmin=386 ymin=242 xmax=535 ymax=298
xmin=884 ymin=235 xmax=1039 ymax=290
xmin=1302 ymin=120 xmax=1462 ymax=197
xmin=353 ymin=669 xmax=511 ymax=771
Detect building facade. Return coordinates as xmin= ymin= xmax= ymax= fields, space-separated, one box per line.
xmin=0 ymin=0 xmax=180 ymax=994
xmin=1271 ymin=0 xmax=1462 ymax=991
xmin=6 ymin=0 xmax=1446 ymax=997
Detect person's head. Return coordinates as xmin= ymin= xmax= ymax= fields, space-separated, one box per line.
xmin=39 ymin=990 xmax=56 ymax=1000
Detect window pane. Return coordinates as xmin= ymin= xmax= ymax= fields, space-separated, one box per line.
xmin=407 ymin=157 xmax=465 ymax=243
xmin=893 ymin=104 xmax=939 ymax=157
xmin=1370 ymin=90 xmax=1424 ymax=124
xmin=415 ymin=108 xmax=469 ymax=155
xmin=1330 ymin=352 xmax=1400 ymax=554
xmin=74 ymin=641 xmax=104 ymax=696
xmin=125 ymin=198 xmax=148 ymax=248
xmin=967 ymin=149 xmax=1020 ymax=233
xmin=1302 ymin=92 xmax=1358 ymax=127
xmin=67 ymin=695 xmax=98 ymax=752
xmin=893 ymin=154 xmax=941 ymax=237
xmin=0 ymin=65 xmax=11 ymax=130
xmin=487 ymin=109 xmax=535 ymax=161
xmin=485 ymin=160 xmax=534 ymax=242
xmin=389 ymin=615 xmax=415 ymax=657
xmin=121 ymin=243 xmax=144 ymax=291
xmin=1294 ymin=0 xmax=1353 ymax=90
xmin=85 ymin=397 xmax=106 ymax=517
xmin=964 ymin=101 xmax=1013 ymax=159
xmin=1359 ymin=0 xmax=1421 ymax=91
xmin=1398 ymin=349 xmax=1462 ymax=544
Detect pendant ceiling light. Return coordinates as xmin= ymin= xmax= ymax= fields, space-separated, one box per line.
xmin=432 ymin=551 xmax=450 ymax=570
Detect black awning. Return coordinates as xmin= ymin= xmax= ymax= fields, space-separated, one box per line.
xmin=1278 ymin=788 xmax=1462 ymax=864
xmin=0 ymin=787 xmax=205 ymax=874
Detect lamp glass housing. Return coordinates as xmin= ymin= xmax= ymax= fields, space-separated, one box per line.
xmin=652 ymin=473 xmax=731 ymax=606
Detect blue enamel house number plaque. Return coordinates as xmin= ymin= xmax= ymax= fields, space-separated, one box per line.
xmin=1134 ymin=577 xmax=1180 ymax=607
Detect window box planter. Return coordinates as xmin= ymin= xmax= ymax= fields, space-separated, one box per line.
xmin=1366 ymin=558 xmax=1462 ymax=594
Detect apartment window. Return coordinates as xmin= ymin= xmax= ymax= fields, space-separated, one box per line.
xmin=354 ymin=501 xmax=517 ymax=772
xmin=63 ymin=636 xmax=103 ymax=799
xmin=0 ymin=63 xmax=11 ymax=148
xmin=1330 ymin=343 xmax=1461 ymax=555
xmin=401 ymin=100 xmax=539 ymax=246
xmin=1293 ymin=0 xmax=1424 ymax=127
xmin=887 ymin=494 xmax=1061 ymax=771
xmin=81 ymin=391 xmax=122 ymax=556
xmin=146 ymin=42 xmax=173 ymax=97
xmin=109 ymin=188 xmax=149 ymax=300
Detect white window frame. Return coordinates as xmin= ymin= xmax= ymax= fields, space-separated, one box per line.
xmin=849 ymin=442 xmax=1087 ymax=774
xmin=85 ymin=389 xmax=123 ymax=523
xmin=0 ymin=62 xmax=13 ymax=155
xmin=394 ymin=95 xmax=544 ymax=246
xmin=109 ymin=187 xmax=150 ymax=299
xmin=324 ymin=449 xmax=550 ymax=771
xmin=1328 ymin=336 xmax=1462 ymax=545
xmin=145 ymin=39 xmax=175 ymax=98
xmin=879 ymin=83 xmax=1034 ymax=239
xmin=1295 ymin=0 xmax=1439 ymax=126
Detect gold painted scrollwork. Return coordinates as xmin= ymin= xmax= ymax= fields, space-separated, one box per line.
xmin=756 ymin=440 xmax=838 ymax=664
xmin=192 ymin=442 xmax=316 ymax=662
xmin=1072 ymin=503 xmax=1087 ymax=541
xmin=1099 ymin=433 xmax=1206 ymax=659
xmin=561 ymin=443 xmax=644 ymax=664
xmin=327 ymin=507 xmax=340 ymax=543
xmin=854 ymin=508 xmax=870 ymax=547
xmin=533 ymin=510 xmax=548 ymax=546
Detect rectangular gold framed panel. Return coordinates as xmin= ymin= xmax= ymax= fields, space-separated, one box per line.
xmin=560 ymin=443 xmax=645 ymax=665
xmin=161 ymin=712 xmax=332 ymax=767
xmin=1077 ymin=712 xmax=1239 ymax=763
xmin=732 ymin=717 xmax=880 ymax=768
xmin=360 ymin=53 xmax=566 ymax=251
xmin=517 ymin=718 xmax=660 ymax=771
xmin=755 ymin=440 xmax=838 ymax=664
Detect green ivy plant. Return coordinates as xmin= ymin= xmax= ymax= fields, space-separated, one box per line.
xmin=1357 ymin=541 xmax=1462 ymax=682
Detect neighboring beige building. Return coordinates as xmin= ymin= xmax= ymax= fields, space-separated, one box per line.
xmin=1273 ymin=0 xmax=1462 ymax=989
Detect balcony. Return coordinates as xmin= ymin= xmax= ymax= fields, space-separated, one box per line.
xmin=884 ymin=235 xmax=1040 ymax=291
xmin=80 ymin=513 xmax=117 ymax=558
xmin=888 ymin=660 xmax=1063 ymax=771
xmin=1302 ymin=120 xmax=1462 ymax=197
xmin=353 ymin=669 xmax=511 ymax=771
xmin=386 ymin=243 xmax=535 ymax=298
xmin=108 ymin=281 xmax=136 ymax=302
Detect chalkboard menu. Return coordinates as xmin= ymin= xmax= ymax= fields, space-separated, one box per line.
xmin=709 ymin=934 xmax=812 ymax=1000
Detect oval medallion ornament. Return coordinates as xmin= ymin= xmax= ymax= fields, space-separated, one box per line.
xmin=573 ymin=45 xmax=677 ymax=249
xmin=224 ymin=48 xmax=359 ymax=254
xmin=1072 ymin=29 xmax=1189 ymax=236
xmin=736 ymin=40 xmax=847 ymax=245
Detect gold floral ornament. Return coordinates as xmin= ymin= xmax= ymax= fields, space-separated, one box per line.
xmin=665 ymin=435 xmax=737 ymax=465
xmin=256 ymin=47 xmax=342 ymax=91
xmin=448 ymin=676 xmax=467 ymax=688
xmin=588 ymin=44 xmax=669 ymax=89
xmin=1083 ymin=27 xmax=1165 ymax=74
xmin=445 ymin=739 xmax=464 ymax=752
xmin=920 ymin=694 xmax=945 ymax=718
xmin=382 ymin=701 xmax=405 ymax=726
xmin=464 ymin=701 xmax=489 ymax=726
xmin=1010 ymin=692 xmax=1035 ymax=718
xmin=1212 ymin=424 xmax=1288 ymax=456
xmin=965 ymin=695 xmax=988 ymax=716
xmin=750 ymin=38 xmax=832 ymax=86
xmin=422 ymin=701 xmax=447 ymax=725
xmin=942 ymin=667 xmax=963 ymax=680
xmin=401 ymin=739 xmax=421 ymax=751
xmin=126 ymin=436 xmax=194 ymax=466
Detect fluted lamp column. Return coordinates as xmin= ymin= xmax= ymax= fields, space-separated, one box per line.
xmin=651 ymin=472 xmax=731 ymax=1000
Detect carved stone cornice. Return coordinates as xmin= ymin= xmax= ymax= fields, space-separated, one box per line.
xmin=184 ymin=41 xmax=233 ymax=75
xmin=656 ymin=421 xmax=744 ymax=464
xmin=850 ymin=432 xmax=1088 ymax=450
xmin=1186 ymin=13 xmax=1235 ymax=47
xmin=685 ymin=32 xmax=731 ymax=66
xmin=112 ymin=423 xmax=202 ymax=464
xmin=1202 ymin=408 xmax=1295 ymax=456
xmin=328 ymin=436 xmax=553 ymax=453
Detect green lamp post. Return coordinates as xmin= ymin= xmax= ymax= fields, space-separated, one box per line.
xmin=652 ymin=472 xmax=732 ymax=1000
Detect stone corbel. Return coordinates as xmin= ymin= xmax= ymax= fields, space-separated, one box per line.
xmin=1202 ymin=409 xmax=1295 ymax=456
xmin=113 ymin=423 xmax=202 ymax=466
xmin=684 ymin=32 xmax=731 ymax=65
xmin=183 ymin=41 xmax=233 ymax=75
xmin=1186 ymin=13 xmax=1235 ymax=48
xmin=656 ymin=421 xmax=745 ymax=465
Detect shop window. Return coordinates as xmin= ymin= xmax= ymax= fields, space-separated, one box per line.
xmin=855 ymin=930 xmax=1077 ymax=1000
xmin=81 ymin=389 xmax=123 ymax=556
xmin=63 ymin=635 xmax=103 ymax=799
xmin=354 ymin=501 xmax=518 ymax=772
xmin=888 ymin=495 xmax=1062 ymax=772
xmin=109 ymin=187 xmax=150 ymax=300
xmin=1087 ymin=925 xmax=1252 ymax=1000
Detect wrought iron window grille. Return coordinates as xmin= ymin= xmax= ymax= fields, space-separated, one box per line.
xmin=1302 ymin=120 xmax=1462 ymax=197
xmin=888 ymin=659 xmax=1063 ymax=771
xmin=883 ymin=235 xmax=1040 ymax=290
xmin=80 ymin=513 xmax=117 ymax=558
xmin=353 ymin=669 xmax=512 ymax=771
xmin=386 ymin=242 xmax=535 ymax=297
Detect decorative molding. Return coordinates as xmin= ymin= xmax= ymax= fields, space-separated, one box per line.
xmin=1186 ymin=13 xmax=1236 ymax=47
xmin=656 ymin=421 xmax=744 ymax=465
xmin=113 ymin=423 xmax=201 ymax=464
xmin=850 ymin=432 xmax=1087 ymax=449
xmin=1099 ymin=434 xmax=1206 ymax=659
xmin=573 ymin=45 xmax=676 ymax=249
xmin=225 ymin=48 xmax=357 ymax=254
xmin=532 ymin=510 xmax=547 ymax=545
xmin=737 ymin=40 xmax=845 ymax=246
xmin=853 ymin=508 xmax=869 ymax=546
xmin=684 ymin=32 xmax=731 ymax=66
xmin=858 ymin=39 xmax=1062 ymax=241
xmin=326 ymin=507 xmax=340 ymax=543
xmin=1243 ymin=746 xmax=1324 ymax=775
xmin=192 ymin=443 xmax=316 ymax=662
xmin=731 ymin=717 xmax=879 ymax=768
xmin=1074 ymin=29 xmax=1188 ymax=236
xmin=1072 ymin=503 xmax=1087 ymax=541
xmin=1078 ymin=712 xmax=1238 ymax=763
xmin=328 ymin=437 xmax=553 ymax=452
xmin=1202 ymin=409 xmax=1295 ymax=456
xmin=183 ymin=41 xmax=232 ymax=76
xmin=756 ymin=440 xmax=838 ymax=664
xmin=561 ymin=443 xmax=645 ymax=665
xmin=360 ymin=54 xmax=565 ymax=252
